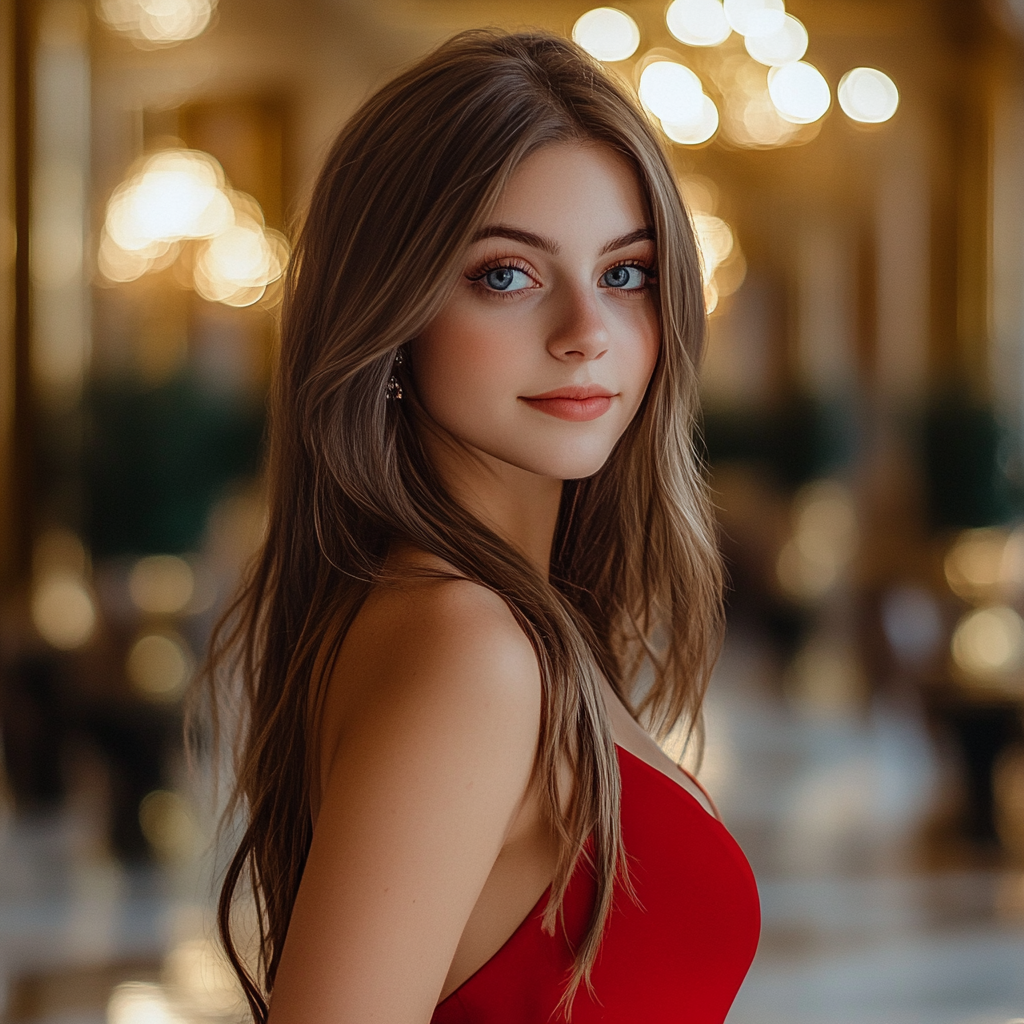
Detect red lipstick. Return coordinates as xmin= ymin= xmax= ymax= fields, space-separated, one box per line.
xmin=520 ymin=385 xmax=616 ymax=422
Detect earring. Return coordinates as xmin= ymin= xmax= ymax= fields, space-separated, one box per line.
xmin=385 ymin=348 xmax=404 ymax=401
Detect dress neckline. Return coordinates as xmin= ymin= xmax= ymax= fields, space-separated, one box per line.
xmin=435 ymin=743 xmax=717 ymax=1009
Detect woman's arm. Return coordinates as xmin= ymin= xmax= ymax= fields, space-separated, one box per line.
xmin=267 ymin=580 xmax=543 ymax=1024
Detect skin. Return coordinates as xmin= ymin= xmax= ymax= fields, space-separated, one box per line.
xmin=267 ymin=142 xmax=713 ymax=1024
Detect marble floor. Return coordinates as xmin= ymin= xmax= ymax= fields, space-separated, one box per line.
xmin=1 ymin=628 xmax=1022 ymax=1023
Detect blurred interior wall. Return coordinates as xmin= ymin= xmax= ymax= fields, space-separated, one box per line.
xmin=991 ymin=46 xmax=1024 ymax=454
xmin=875 ymin=116 xmax=929 ymax=408
xmin=31 ymin=0 xmax=90 ymax=413
xmin=0 ymin=0 xmax=18 ymax=586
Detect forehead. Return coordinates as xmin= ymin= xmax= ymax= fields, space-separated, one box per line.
xmin=486 ymin=142 xmax=650 ymax=241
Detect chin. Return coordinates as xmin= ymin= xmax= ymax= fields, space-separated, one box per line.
xmin=502 ymin=441 xmax=617 ymax=481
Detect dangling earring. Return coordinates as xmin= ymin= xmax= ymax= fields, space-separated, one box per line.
xmin=385 ymin=347 xmax=404 ymax=401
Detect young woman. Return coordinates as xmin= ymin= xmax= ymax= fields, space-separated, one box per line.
xmin=208 ymin=28 xmax=759 ymax=1024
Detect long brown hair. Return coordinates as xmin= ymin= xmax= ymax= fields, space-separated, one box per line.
xmin=206 ymin=28 xmax=723 ymax=1022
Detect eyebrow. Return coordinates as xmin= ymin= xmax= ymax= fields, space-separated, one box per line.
xmin=471 ymin=224 xmax=655 ymax=256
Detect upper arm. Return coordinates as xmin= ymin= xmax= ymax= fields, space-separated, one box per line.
xmin=267 ymin=582 xmax=542 ymax=1024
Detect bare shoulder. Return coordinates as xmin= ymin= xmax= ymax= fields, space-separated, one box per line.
xmin=344 ymin=570 xmax=539 ymax=706
xmin=273 ymin=570 xmax=547 ymax=1021
xmin=315 ymin=567 xmax=542 ymax=808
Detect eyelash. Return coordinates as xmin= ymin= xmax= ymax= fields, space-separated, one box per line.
xmin=466 ymin=257 xmax=535 ymax=296
xmin=466 ymin=257 xmax=659 ymax=298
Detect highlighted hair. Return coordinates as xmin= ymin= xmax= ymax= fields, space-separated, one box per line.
xmin=204 ymin=28 xmax=722 ymax=1021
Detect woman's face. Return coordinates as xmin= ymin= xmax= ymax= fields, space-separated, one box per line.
xmin=411 ymin=142 xmax=660 ymax=482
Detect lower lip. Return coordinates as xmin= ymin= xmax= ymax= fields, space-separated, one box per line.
xmin=520 ymin=396 xmax=613 ymax=421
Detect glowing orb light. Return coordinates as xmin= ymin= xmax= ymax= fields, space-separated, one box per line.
xmin=572 ymin=7 xmax=641 ymax=62
xmin=662 ymin=94 xmax=720 ymax=145
xmin=768 ymin=61 xmax=831 ymax=123
xmin=744 ymin=14 xmax=808 ymax=65
xmin=723 ymin=0 xmax=785 ymax=38
xmin=666 ymin=0 xmax=731 ymax=47
xmin=639 ymin=61 xmax=705 ymax=124
xmin=838 ymin=67 xmax=899 ymax=123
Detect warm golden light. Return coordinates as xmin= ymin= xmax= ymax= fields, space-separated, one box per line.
xmin=571 ymin=7 xmax=640 ymax=62
xmin=945 ymin=529 xmax=1007 ymax=601
xmin=100 ymin=148 xmax=289 ymax=306
xmin=666 ymin=0 xmax=731 ymax=47
xmin=692 ymin=213 xmax=734 ymax=276
xmin=193 ymin=220 xmax=289 ymax=307
xmin=164 ymin=939 xmax=244 ymax=1015
xmin=681 ymin=194 xmax=744 ymax=310
xmin=32 ymin=572 xmax=96 ymax=650
xmin=716 ymin=56 xmax=802 ymax=147
xmin=837 ymin=67 xmax=899 ymax=124
xmin=661 ymin=94 xmax=720 ymax=145
xmin=639 ymin=60 xmax=705 ymax=125
xmin=98 ymin=0 xmax=215 ymax=47
xmin=776 ymin=480 xmax=858 ymax=601
xmin=104 ymin=150 xmax=231 ymax=253
xmin=126 ymin=632 xmax=191 ymax=700
xmin=703 ymin=277 xmax=719 ymax=315
xmin=679 ymin=173 xmax=720 ymax=215
xmin=128 ymin=554 xmax=195 ymax=615
xmin=1001 ymin=527 xmax=1024 ymax=592
xmin=952 ymin=606 xmax=1024 ymax=679
xmin=744 ymin=13 xmax=807 ymax=66
xmin=768 ymin=61 xmax=831 ymax=123
xmin=107 ymin=981 xmax=180 ymax=1024
xmin=723 ymin=0 xmax=785 ymax=38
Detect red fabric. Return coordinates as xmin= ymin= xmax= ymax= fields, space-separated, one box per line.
xmin=432 ymin=744 xmax=760 ymax=1024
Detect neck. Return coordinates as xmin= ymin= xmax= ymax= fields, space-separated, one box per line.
xmin=421 ymin=431 xmax=562 ymax=576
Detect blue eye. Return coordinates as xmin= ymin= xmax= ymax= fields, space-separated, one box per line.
xmin=483 ymin=266 xmax=532 ymax=292
xmin=602 ymin=265 xmax=646 ymax=289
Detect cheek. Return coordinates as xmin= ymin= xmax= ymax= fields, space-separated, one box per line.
xmin=631 ymin=305 xmax=661 ymax=392
xmin=412 ymin=303 xmax=516 ymax=410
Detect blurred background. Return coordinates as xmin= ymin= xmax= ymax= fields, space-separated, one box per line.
xmin=1 ymin=0 xmax=1024 ymax=1021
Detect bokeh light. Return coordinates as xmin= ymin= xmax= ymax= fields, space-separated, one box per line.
xmin=193 ymin=219 xmax=289 ymax=307
xmin=127 ymin=632 xmax=192 ymax=701
xmin=638 ymin=60 xmax=705 ymax=124
xmin=723 ymin=0 xmax=786 ymax=38
xmin=164 ymin=938 xmax=245 ymax=1015
xmin=666 ymin=0 xmax=731 ymax=47
xmin=714 ymin=55 xmax=804 ymax=147
xmin=128 ymin=554 xmax=195 ymax=615
xmin=952 ymin=605 xmax=1024 ymax=680
xmin=97 ymin=0 xmax=215 ymax=47
xmin=768 ymin=61 xmax=831 ymax=123
xmin=683 ymin=188 xmax=745 ymax=311
xmin=138 ymin=790 xmax=198 ymax=861
xmin=744 ymin=13 xmax=808 ymax=66
xmin=776 ymin=480 xmax=858 ymax=601
xmin=945 ymin=528 xmax=1008 ymax=602
xmin=107 ymin=981 xmax=181 ymax=1024
xmin=692 ymin=212 xmax=734 ymax=275
xmin=31 ymin=572 xmax=97 ymax=650
xmin=661 ymin=94 xmax=720 ymax=145
xmin=100 ymin=148 xmax=289 ymax=306
xmin=838 ymin=67 xmax=899 ymax=123
xmin=571 ymin=7 xmax=641 ymax=62
xmin=105 ymin=150 xmax=231 ymax=251
xmin=679 ymin=173 xmax=720 ymax=214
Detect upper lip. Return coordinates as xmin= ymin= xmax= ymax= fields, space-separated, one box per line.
xmin=521 ymin=385 xmax=617 ymax=401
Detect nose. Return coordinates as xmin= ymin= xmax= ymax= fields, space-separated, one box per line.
xmin=546 ymin=280 xmax=610 ymax=361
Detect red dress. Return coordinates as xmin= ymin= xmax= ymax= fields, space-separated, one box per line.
xmin=432 ymin=744 xmax=760 ymax=1023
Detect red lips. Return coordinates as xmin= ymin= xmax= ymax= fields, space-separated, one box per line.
xmin=520 ymin=385 xmax=616 ymax=421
